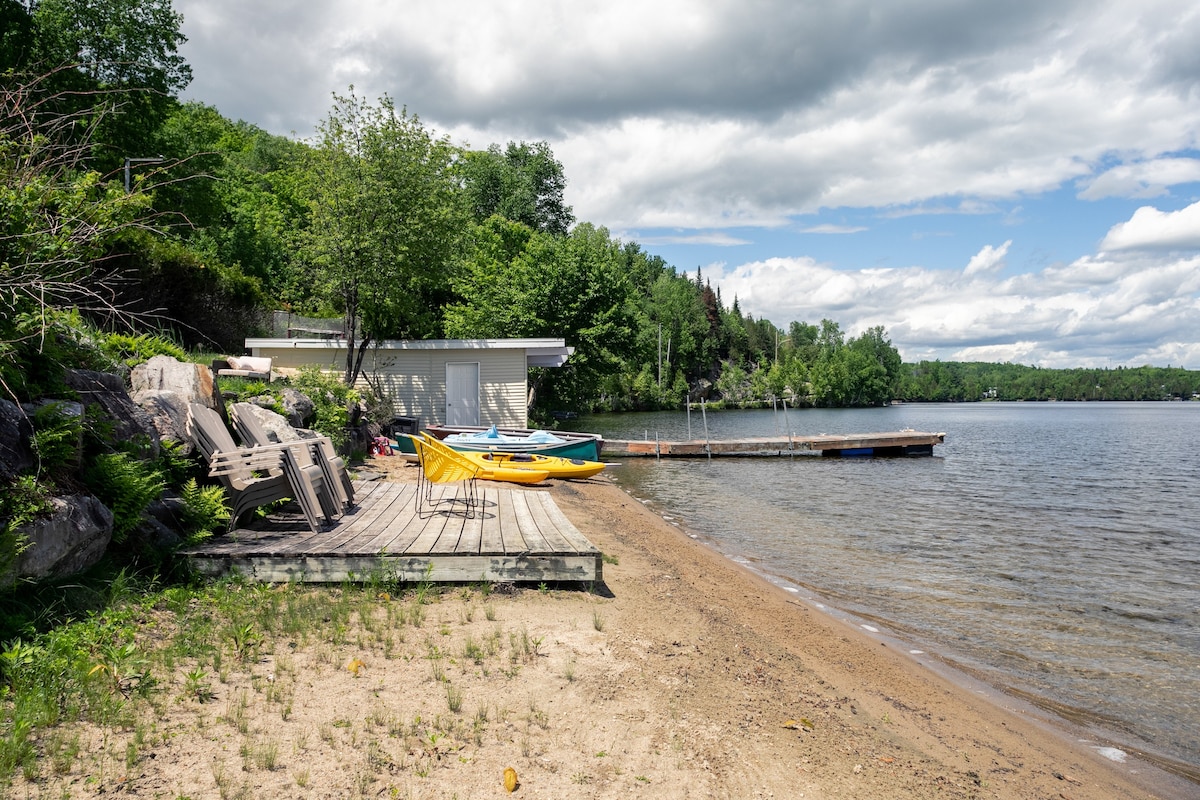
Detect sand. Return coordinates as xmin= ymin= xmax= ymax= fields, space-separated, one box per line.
xmin=20 ymin=462 xmax=1191 ymax=799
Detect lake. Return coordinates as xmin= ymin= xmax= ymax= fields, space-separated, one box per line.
xmin=577 ymin=402 xmax=1200 ymax=776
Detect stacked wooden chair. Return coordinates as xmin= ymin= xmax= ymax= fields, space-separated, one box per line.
xmin=405 ymin=434 xmax=483 ymax=519
xmin=228 ymin=403 xmax=356 ymax=515
xmin=186 ymin=403 xmax=337 ymax=534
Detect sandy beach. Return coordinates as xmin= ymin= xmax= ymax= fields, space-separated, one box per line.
xmin=21 ymin=464 xmax=1191 ymax=799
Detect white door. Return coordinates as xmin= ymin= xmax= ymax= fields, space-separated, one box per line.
xmin=445 ymin=362 xmax=480 ymax=426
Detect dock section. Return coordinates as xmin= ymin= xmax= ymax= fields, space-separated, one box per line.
xmin=180 ymin=479 xmax=602 ymax=584
xmin=603 ymin=430 xmax=945 ymax=458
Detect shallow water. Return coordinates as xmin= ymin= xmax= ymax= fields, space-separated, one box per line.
xmin=578 ymin=402 xmax=1200 ymax=772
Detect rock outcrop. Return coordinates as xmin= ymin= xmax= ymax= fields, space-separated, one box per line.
xmin=10 ymin=495 xmax=114 ymax=581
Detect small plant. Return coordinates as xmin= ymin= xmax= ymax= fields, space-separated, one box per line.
xmin=179 ymin=478 xmax=231 ymax=544
xmin=89 ymin=642 xmax=151 ymax=698
xmin=446 ymin=683 xmax=462 ymax=713
xmin=184 ymin=666 xmax=215 ymax=702
xmin=31 ymin=401 xmax=83 ymax=481
xmin=592 ymin=610 xmax=605 ymax=632
xmin=601 ymin=552 xmax=619 ymax=565
xmin=229 ymin=623 xmax=261 ymax=662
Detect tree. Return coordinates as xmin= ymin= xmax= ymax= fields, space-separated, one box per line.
xmin=446 ymin=220 xmax=636 ymax=415
xmin=300 ymin=91 xmax=466 ymax=385
xmin=459 ymin=141 xmax=573 ymax=235
xmin=1 ymin=71 xmax=150 ymax=397
xmin=26 ymin=0 xmax=192 ymax=168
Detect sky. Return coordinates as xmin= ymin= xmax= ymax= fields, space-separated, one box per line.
xmin=173 ymin=0 xmax=1200 ymax=368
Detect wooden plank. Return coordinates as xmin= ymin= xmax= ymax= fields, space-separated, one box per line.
xmin=509 ymin=491 xmax=553 ymax=554
xmin=523 ymin=492 xmax=584 ymax=554
xmin=335 ymin=484 xmax=422 ymax=555
xmin=492 ymin=486 xmax=526 ymax=553
xmin=189 ymin=553 xmax=600 ymax=584
xmin=532 ymin=494 xmax=597 ymax=554
xmin=477 ymin=485 xmax=505 ymax=554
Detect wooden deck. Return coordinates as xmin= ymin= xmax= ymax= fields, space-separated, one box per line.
xmin=604 ymin=430 xmax=945 ymax=457
xmin=180 ymin=480 xmax=602 ymax=584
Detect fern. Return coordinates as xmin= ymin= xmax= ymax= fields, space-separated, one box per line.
xmin=178 ymin=479 xmax=230 ymax=545
xmin=81 ymin=454 xmax=165 ymax=544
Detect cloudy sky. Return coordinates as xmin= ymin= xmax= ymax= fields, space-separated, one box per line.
xmin=174 ymin=0 xmax=1200 ymax=367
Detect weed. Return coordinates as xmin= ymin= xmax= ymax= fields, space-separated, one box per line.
xmin=184 ymin=666 xmax=215 ymax=702
xmin=601 ymin=552 xmax=619 ymax=565
xmin=446 ymin=683 xmax=463 ymax=713
xmin=592 ymin=610 xmax=605 ymax=632
xmin=484 ymin=604 xmax=496 ymax=621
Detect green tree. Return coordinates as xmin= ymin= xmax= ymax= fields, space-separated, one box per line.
xmin=446 ymin=219 xmax=635 ymax=415
xmin=300 ymin=90 xmax=466 ymax=385
xmin=27 ymin=0 xmax=192 ymax=168
xmin=459 ymin=141 xmax=573 ymax=235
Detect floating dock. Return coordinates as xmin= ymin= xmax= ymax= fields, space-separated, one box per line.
xmin=603 ymin=430 xmax=945 ymax=458
xmin=180 ymin=480 xmax=602 ymax=584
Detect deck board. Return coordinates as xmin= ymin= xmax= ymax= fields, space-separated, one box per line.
xmin=180 ymin=480 xmax=601 ymax=583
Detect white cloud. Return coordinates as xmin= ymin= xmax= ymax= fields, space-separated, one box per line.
xmin=1078 ymin=158 xmax=1200 ymax=200
xmin=963 ymin=241 xmax=1011 ymax=277
xmin=1100 ymin=201 xmax=1200 ymax=251
xmin=712 ymin=249 xmax=1200 ymax=368
xmin=800 ymin=224 xmax=868 ymax=234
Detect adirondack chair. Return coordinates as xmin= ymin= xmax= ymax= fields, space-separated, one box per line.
xmin=228 ymin=403 xmax=355 ymax=514
xmin=405 ymin=434 xmax=482 ymax=519
xmin=187 ymin=404 xmax=335 ymax=533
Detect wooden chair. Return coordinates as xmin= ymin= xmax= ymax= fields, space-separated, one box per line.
xmin=228 ymin=402 xmax=355 ymax=514
xmin=405 ymin=434 xmax=482 ymax=519
xmin=187 ymin=404 xmax=335 ymax=534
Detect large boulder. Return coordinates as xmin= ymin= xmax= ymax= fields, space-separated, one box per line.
xmin=0 ymin=399 xmax=34 ymax=480
xmin=130 ymin=355 xmax=221 ymax=410
xmin=63 ymin=370 xmax=160 ymax=459
xmin=8 ymin=494 xmax=114 ymax=582
xmin=134 ymin=389 xmax=194 ymax=453
xmin=280 ymin=388 xmax=314 ymax=428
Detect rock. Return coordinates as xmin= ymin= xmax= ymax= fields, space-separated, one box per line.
xmin=126 ymin=516 xmax=183 ymax=555
xmin=130 ymin=355 xmax=221 ymax=410
xmin=0 ymin=399 xmax=34 ymax=480
xmin=63 ymin=370 xmax=160 ymax=459
xmin=9 ymin=494 xmax=114 ymax=582
xmin=134 ymin=389 xmax=194 ymax=453
xmin=233 ymin=402 xmax=301 ymax=442
xmin=280 ymin=388 xmax=314 ymax=428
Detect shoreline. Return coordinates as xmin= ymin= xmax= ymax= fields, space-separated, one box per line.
xmin=546 ymin=473 xmax=1195 ymax=799
xmin=659 ymin=511 xmax=1200 ymax=788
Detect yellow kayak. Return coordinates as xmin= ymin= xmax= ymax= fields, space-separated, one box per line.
xmin=464 ymin=451 xmax=606 ymax=479
xmin=477 ymin=465 xmax=550 ymax=484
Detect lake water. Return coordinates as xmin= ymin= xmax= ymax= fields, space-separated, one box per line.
xmin=577 ymin=402 xmax=1200 ymax=776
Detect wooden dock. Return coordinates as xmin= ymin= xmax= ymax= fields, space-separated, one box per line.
xmin=180 ymin=480 xmax=602 ymax=584
xmin=603 ymin=430 xmax=945 ymax=457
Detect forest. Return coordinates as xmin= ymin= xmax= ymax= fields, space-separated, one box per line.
xmin=4 ymin=0 xmax=1198 ymax=420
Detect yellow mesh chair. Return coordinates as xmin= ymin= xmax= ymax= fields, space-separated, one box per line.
xmin=407 ymin=434 xmax=482 ymax=518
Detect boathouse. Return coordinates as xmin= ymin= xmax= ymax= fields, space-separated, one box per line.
xmin=244 ymin=338 xmax=573 ymax=428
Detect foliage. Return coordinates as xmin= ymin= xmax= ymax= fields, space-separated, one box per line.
xmin=176 ymin=478 xmax=229 ymax=545
xmin=459 ymin=141 xmax=574 ymax=235
xmin=898 ymin=361 xmax=1200 ymax=402
xmin=99 ymin=332 xmax=185 ymax=368
xmin=292 ymin=365 xmax=362 ymax=444
xmin=31 ymin=402 xmax=83 ymax=483
xmin=299 ymin=90 xmax=466 ymax=385
xmin=80 ymin=453 xmax=164 ymax=544
xmin=0 ymin=476 xmax=51 ymax=577
xmin=446 ymin=219 xmax=637 ymax=414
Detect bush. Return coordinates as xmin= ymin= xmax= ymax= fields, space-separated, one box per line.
xmin=31 ymin=402 xmax=83 ymax=484
xmin=177 ymin=478 xmax=230 ymax=545
xmin=80 ymin=454 xmax=164 ymax=544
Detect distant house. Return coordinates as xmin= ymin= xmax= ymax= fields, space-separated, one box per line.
xmin=244 ymin=338 xmax=573 ymax=428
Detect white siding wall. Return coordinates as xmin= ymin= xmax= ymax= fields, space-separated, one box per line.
xmin=251 ymin=343 xmax=529 ymax=427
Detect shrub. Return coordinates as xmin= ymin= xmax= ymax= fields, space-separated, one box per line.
xmin=81 ymin=454 xmax=165 ymax=544
xmin=31 ymin=402 xmax=83 ymax=483
xmin=177 ymin=479 xmax=230 ymax=545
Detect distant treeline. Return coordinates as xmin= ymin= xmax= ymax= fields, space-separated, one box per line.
xmin=897 ymin=362 xmax=1200 ymax=402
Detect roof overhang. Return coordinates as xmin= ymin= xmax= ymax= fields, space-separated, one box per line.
xmin=245 ymin=337 xmax=574 ymax=368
